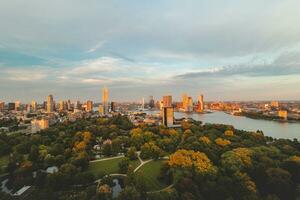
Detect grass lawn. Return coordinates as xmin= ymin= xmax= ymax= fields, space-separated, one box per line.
xmin=137 ymin=160 xmax=168 ymax=191
xmin=0 ymin=155 xmax=9 ymax=174
xmin=88 ymin=157 xmax=140 ymax=176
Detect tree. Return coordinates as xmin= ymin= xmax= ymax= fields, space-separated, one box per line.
xmin=224 ymin=130 xmax=234 ymax=137
xmin=117 ymin=186 xmax=141 ymax=200
xmin=119 ymin=158 xmax=130 ymax=174
xmin=215 ymin=138 xmax=231 ymax=147
xmin=168 ymin=149 xmax=215 ymax=174
xmin=221 ymin=148 xmax=252 ymax=173
xmin=140 ymin=142 xmax=164 ymax=159
xmin=126 ymin=147 xmax=138 ymax=160
xmin=102 ymin=143 xmax=112 ymax=156
xmin=266 ymin=168 xmax=293 ymax=200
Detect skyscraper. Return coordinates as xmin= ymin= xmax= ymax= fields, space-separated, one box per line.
xmin=111 ymin=102 xmax=116 ymax=112
xmin=182 ymin=93 xmax=189 ymax=111
xmin=31 ymin=101 xmax=37 ymax=112
xmin=0 ymin=102 xmax=5 ymax=111
xmin=47 ymin=95 xmax=54 ymax=113
xmin=197 ymin=94 xmax=204 ymax=112
xmin=102 ymin=87 xmax=109 ymax=114
xmin=163 ymin=95 xmax=172 ymax=107
xmin=162 ymin=95 xmax=174 ymax=127
xmin=148 ymin=96 xmax=155 ymax=109
xmin=8 ymin=103 xmax=15 ymax=111
xmin=15 ymin=101 xmax=21 ymax=111
xmin=86 ymin=100 xmax=93 ymax=112
xmin=59 ymin=100 xmax=66 ymax=111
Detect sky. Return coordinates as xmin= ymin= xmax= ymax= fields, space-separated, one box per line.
xmin=1 ymin=0 xmax=300 ymax=103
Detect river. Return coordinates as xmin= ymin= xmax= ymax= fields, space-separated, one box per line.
xmin=147 ymin=111 xmax=300 ymax=140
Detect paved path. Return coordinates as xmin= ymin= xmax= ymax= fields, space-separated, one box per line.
xmin=90 ymin=155 xmax=124 ymax=163
xmin=134 ymin=151 xmax=153 ymax=172
xmin=146 ymin=183 xmax=175 ymax=194
xmin=94 ymin=173 xmax=127 ymax=183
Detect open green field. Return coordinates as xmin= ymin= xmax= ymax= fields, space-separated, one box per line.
xmin=0 ymin=156 xmax=8 ymax=166
xmin=137 ymin=160 xmax=168 ymax=191
xmin=88 ymin=157 xmax=140 ymax=176
xmin=0 ymin=156 xmax=9 ymax=174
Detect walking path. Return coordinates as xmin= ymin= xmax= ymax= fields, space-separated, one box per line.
xmin=90 ymin=155 xmax=124 ymax=163
xmin=134 ymin=151 xmax=153 ymax=173
xmin=146 ymin=183 xmax=175 ymax=194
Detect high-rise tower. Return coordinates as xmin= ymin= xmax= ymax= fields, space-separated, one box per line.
xmin=47 ymin=95 xmax=54 ymax=113
xmin=197 ymin=94 xmax=204 ymax=112
xmin=102 ymin=87 xmax=109 ymax=114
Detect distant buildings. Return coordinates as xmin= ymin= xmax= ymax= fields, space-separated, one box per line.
xmin=278 ymin=110 xmax=288 ymax=119
xmin=271 ymin=101 xmax=279 ymax=108
xmin=47 ymin=95 xmax=54 ymax=113
xmin=31 ymin=118 xmax=49 ymax=133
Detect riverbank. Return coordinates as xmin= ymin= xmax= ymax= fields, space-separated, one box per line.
xmin=234 ymin=111 xmax=300 ymax=124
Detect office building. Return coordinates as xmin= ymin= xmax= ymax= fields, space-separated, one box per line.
xmin=15 ymin=101 xmax=21 ymax=111
xmin=111 ymin=102 xmax=116 ymax=112
xmin=102 ymin=87 xmax=109 ymax=114
xmin=86 ymin=100 xmax=93 ymax=112
xmin=59 ymin=100 xmax=66 ymax=111
xmin=47 ymin=95 xmax=54 ymax=113
xmin=163 ymin=95 xmax=172 ymax=107
xmin=31 ymin=118 xmax=49 ymax=133
xmin=149 ymin=96 xmax=155 ymax=109
xmin=8 ymin=103 xmax=15 ymax=111
xmin=278 ymin=110 xmax=288 ymax=119
xmin=98 ymin=105 xmax=104 ymax=114
xmin=31 ymin=101 xmax=37 ymax=112
xmin=271 ymin=101 xmax=279 ymax=108
xmin=162 ymin=95 xmax=174 ymax=127
xmin=197 ymin=95 xmax=204 ymax=112
xmin=182 ymin=93 xmax=189 ymax=111
xmin=0 ymin=102 xmax=4 ymax=111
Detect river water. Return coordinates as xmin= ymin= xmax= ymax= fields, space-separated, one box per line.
xmin=148 ymin=111 xmax=300 ymax=140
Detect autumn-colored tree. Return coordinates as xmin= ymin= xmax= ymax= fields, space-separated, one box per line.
xmin=74 ymin=141 xmax=86 ymax=151
xmin=199 ymin=136 xmax=211 ymax=144
xmin=82 ymin=131 xmax=91 ymax=143
xmin=224 ymin=130 xmax=234 ymax=137
xmin=221 ymin=147 xmax=252 ymax=172
xmin=168 ymin=149 xmax=215 ymax=173
xmin=215 ymin=138 xmax=231 ymax=147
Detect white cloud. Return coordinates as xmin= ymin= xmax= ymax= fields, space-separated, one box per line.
xmin=70 ymin=57 xmax=122 ymax=74
xmin=4 ymin=68 xmax=48 ymax=81
xmin=86 ymin=41 xmax=105 ymax=53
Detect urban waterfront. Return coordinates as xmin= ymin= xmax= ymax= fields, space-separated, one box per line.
xmin=147 ymin=111 xmax=300 ymax=140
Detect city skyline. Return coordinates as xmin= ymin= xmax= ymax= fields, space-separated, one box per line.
xmin=1 ymin=1 xmax=300 ymax=102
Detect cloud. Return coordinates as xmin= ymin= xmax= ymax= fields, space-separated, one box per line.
xmin=176 ymin=52 xmax=300 ymax=79
xmin=86 ymin=41 xmax=105 ymax=53
xmin=3 ymin=68 xmax=48 ymax=81
xmin=70 ymin=57 xmax=122 ymax=74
